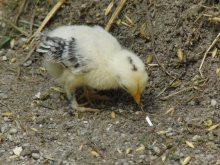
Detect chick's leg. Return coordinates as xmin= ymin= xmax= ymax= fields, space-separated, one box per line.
xmin=66 ymin=88 xmax=99 ymax=113
xmin=79 ymin=86 xmax=111 ymax=105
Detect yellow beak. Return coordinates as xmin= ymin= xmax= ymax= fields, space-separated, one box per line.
xmin=133 ymin=89 xmax=141 ymax=104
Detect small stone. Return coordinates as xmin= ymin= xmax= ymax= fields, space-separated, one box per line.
xmin=21 ymin=147 xmax=32 ymax=156
xmin=3 ymin=116 xmax=13 ymax=122
xmin=149 ymin=155 xmax=157 ymax=161
xmin=2 ymin=56 xmax=7 ymax=61
xmin=8 ymin=134 xmax=14 ymax=141
xmin=166 ymin=132 xmax=173 ymax=136
xmin=34 ymin=91 xmax=50 ymax=100
xmin=9 ymin=128 xmax=18 ymax=134
xmin=210 ymin=99 xmax=217 ymax=106
xmin=118 ymin=109 xmax=124 ymax=113
xmin=22 ymin=143 xmax=30 ymax=149
xmin=0 ymin=93 xmax=8 ymax=99
xmin=153 ymin=146 xmax=161 ymax=154
xmin=32 ymin=153 xmax=40 ymax=160
xmin=139 ymin=155 xmax=146 ymax=159
xmin=23 ymin=60 xmax=32 ymax=67
xmin=81 ymin=129 xmax=87 ymax=135
xmin=1 ymin=22 xmax=6 ymax=28
xmin=192 ymin=135 xmax=202 ymax=142
xmin=16 ymin=38 xmax=27 ymax=47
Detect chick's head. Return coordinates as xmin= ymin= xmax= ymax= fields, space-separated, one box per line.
xmin=113 ymin=50 xmax=148 ymax=104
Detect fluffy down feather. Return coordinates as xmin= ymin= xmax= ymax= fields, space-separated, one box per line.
xmin=36 ymin=25 xmax=148 ymax=112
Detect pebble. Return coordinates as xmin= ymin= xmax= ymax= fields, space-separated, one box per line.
xmin=7 ymin=134 xmax=15 ymax=141
xmin=152 ymin=146 xmax=161 ymax=154
xmin=128 ymin=161 xmax=135 ymax=165
xmin=192 ymin=135 xmax=202 ymax=142
xmin=166 ymin=132 xmax=173 ymax=136
xmin=0 ymin=93 xmax=8 ymax=99
xmin=32 ymin=153 xmax=40 ymax=160
xmin=167 ymin=127 xmax=173 ymax=132
xmin=9 ymin=128 xmax=18 ymax=134
xmin=21 ymin=147 xmax=32 ymax=156
xmin=2 ymin=56 xmax=7 ymax=61
xmin=1 ymin=22 xmax=5 ymax=28
xmin=22 ymin=143 xmax=30 ymax=149
xmin=80 ymin=129 xmax=87 ymax=135
xmin=4 ymin=116 xmax=13 ymax=122
xmin=210 ymin=99 xmax=217 ymax=106
xmin=118 ymin=109 xmax=124 ymax=113
xmin=149 ymin=155 xmax=157 ymax=161
xmin=16 ymin=38 xmax=27 ymax=47
xmin=139 ymin=155 xmax=146 ymax=159
xmin=23 ymin=60 xmax=32 ymax=67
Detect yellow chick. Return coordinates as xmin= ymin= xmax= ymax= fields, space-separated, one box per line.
xmin=36 ymin=25 xmax=148 ymax=112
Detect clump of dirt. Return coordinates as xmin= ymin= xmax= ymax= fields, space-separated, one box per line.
xmin=1 ymin=0 xmax=220 ymax=164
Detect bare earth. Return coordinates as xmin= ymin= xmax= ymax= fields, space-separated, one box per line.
xmin=0 ymin=0 xmax=220 ymax=165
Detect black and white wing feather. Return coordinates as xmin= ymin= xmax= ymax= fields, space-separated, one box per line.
xmin=36 ymin=33 xmax=91 ymax=74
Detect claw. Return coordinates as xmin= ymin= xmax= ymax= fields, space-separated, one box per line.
xmin=79 ymin=86 xmax=111 ymax=105
xmin=78 ymin=107 xmax=100 ymax=112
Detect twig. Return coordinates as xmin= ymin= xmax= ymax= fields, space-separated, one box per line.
xmin=34 ymin=101 xmax=55 ymax=110
xmin=16 ymin=62 xmax=21 ymax=79
xmin=105 ymin=0 xmax=127 ymax=31
xmin=30 ymin=8 xmax=37 ymax=35
xmin=17 ymin=43 xmax=36 ymax=79
xmin=163 ymin=86 xmax=194 ymax=100
xmin=154 ymin=78 xmax=176 ymax=99
xmin=2 ymin=17 xmax=30 ymax=37
xmin=27 ymin=0 xmax=66 ymax=43
xmin=15 ymin=0 xmax=27 ymax=25
xmin=22 ymin=43 xmax=36 ymax=63
xmin=19 ymin=20 xmax=40 ymax=27
xmin=145 ymin=1 xmax=174 ymax=78
xmin=0 ymin=100 xmax=13 ymax=112
xmin=199 ymin=32 xmax=220 ymax=77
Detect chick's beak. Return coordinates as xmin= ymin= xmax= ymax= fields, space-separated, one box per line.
xmin=133 ymin=89 xmax=141 ymax=104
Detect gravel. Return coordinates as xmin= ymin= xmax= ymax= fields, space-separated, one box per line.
xmin=1 ymin=0 xmax=220 ymax=164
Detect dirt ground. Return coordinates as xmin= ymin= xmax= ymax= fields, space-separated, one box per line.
xmin=1 ymin=0 xmax=220 ymax=164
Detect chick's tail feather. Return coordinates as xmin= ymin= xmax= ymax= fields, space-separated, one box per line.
xmin=36 ymin=32 xmax=91 ymax=75
xmin=35 ymin=33 xmax=68 ymax=62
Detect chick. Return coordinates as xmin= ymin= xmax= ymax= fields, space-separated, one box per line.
xmin=36 ymin=25 xmax=148 ymax=112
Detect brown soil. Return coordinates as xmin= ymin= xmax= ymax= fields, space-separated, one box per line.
xmin=0 ymin=0 xmax=220 ymax=164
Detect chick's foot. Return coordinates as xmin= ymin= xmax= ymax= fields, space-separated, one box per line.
xmin=79 ymin=86 xmax=111 ymax=105
xmin=69 ymin=94 xmax=99 ymax=113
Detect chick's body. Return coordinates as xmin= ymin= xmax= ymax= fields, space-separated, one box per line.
xmin=36 ymin=25 xmax=148 ymax=112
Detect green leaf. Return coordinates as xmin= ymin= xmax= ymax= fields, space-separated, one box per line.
xmin=0 ymin=36 xmax=11 ymax=48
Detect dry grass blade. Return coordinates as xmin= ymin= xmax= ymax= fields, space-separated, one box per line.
xmin=163 ymin=86 xmax=194 ymax=100
xmin=2 ymin=17 xmax=29 ymax=37
xmin=0 ymin=100 xmax=13 ymax=112
xmin=30 ymin=8 xmax=37 ymax=35
xmin=22 ymin=44 xmax=37 ymax=63
xmin=105 ymin=0 xmax=127 ymax=31
xmin=145 ymin=2 xmax=174 ymax=78
xmin=14 ymin=0 xmax=27 ymax=25
xmin=199 ymin=32 xmax=220 ymax=77
xmin=27 ymin=0 xmax=66 ymax=43
xmin=105 ymin=1 xmax=114 ymax=16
